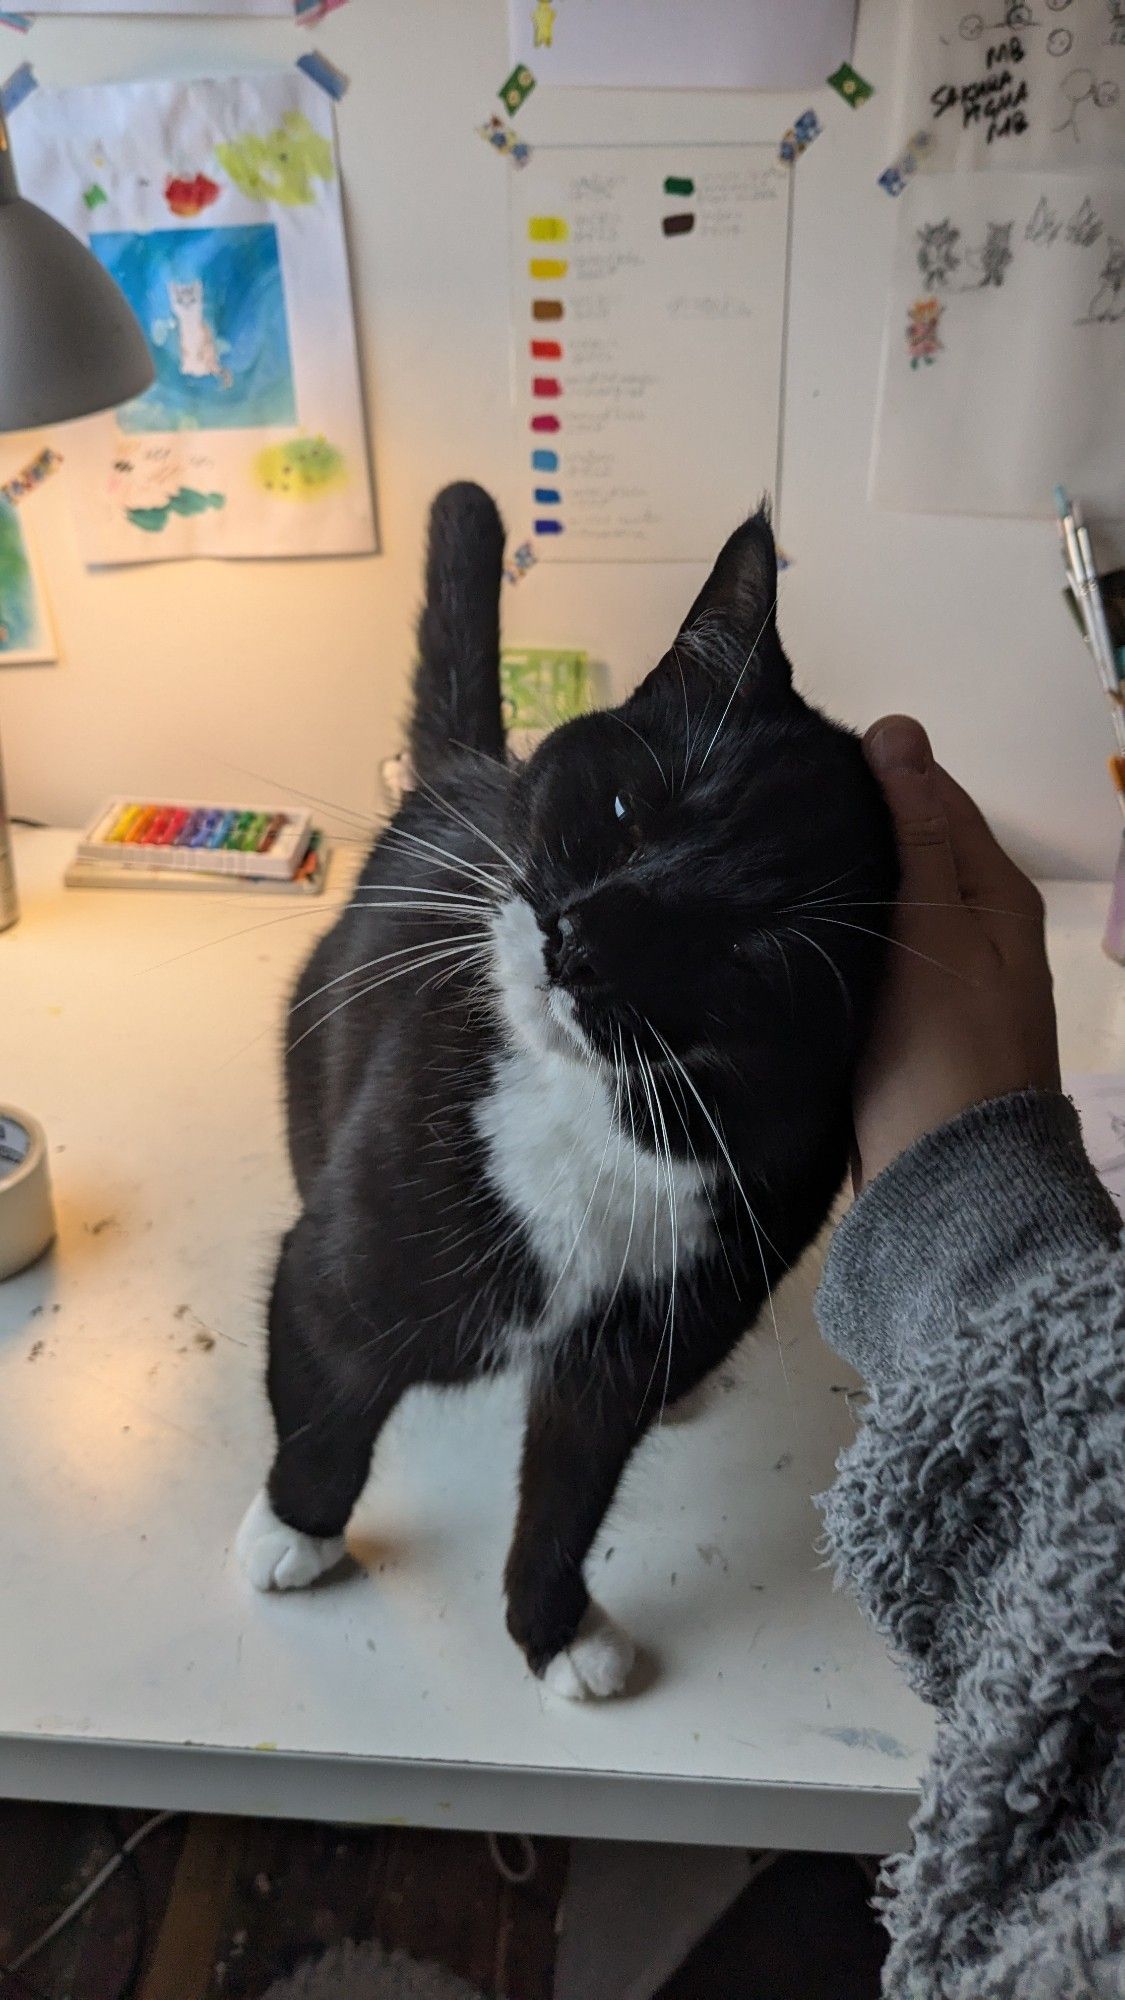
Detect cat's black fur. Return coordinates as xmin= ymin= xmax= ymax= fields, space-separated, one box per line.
xmin=252 ymin=482 xmax=897 ymax=1688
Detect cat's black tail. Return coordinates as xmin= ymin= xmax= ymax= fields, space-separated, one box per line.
xmin=409 ymin=483 xmax=506 ymax=781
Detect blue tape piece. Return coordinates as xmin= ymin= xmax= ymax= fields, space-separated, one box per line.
xmin=296 ymin=49 xmax=349 ymax=99
xmin=1 ymin=60 xmax=36 ymax=114
xmin=0 ymin=14 xmax=33 ymax=33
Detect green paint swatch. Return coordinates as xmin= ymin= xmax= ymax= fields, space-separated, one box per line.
xmin=663 ymin=175 xmax=695 ymax=196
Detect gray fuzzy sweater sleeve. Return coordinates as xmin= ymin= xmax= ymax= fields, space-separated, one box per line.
xmin=815 ymin=1091 xmax=1125 ymax=2000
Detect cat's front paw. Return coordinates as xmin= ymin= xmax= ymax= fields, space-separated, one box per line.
xmin=236 ymin=1490 xmax=346 ymax=1592
xmin=541 ymin=1602 xmax=636 ymax=1700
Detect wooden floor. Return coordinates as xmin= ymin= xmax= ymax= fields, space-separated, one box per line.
xmin=0 ymin=1802 xmax=885 ymax=2000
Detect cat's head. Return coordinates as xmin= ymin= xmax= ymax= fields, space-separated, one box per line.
xmin=493 ymin=509 xmax=897 ymax=1101
xmin=169 ymin=280 xmax=203 ymax=308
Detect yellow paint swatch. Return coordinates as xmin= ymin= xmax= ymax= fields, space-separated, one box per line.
xmin=528 ymin=216 xmax=569 ymax=242
xmin=529 ymin=257 xmax=568 ymax=279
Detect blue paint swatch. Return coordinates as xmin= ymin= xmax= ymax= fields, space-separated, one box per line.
xmin=531 ymin=449 xmax=558 ymax=471
xmin=534 ymin=519 xmax=564 ymax=536
xmin=533 ymin=487 xmax=561 ymax=505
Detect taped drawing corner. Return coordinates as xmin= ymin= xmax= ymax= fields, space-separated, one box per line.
xmin=0 ymin=14 xmax=31 ymax=35
xmin=294 ymin=0 xmax=349 ymax=22
xmin=778 ymin=108 xmax=821 ymax=165
xmin=479 ymin=113 xmax=531 ymax=168
xmin=295 ymin=50 xmax=349 ymax=101
xmin=499 ymin=64 xmax=536 ymax=113
xmin=0 ymin=447 xmax=62 ymax=507
xmin=503 ymin=538 xmax=537 ymax=585
xmin=0 ymin=59 xmax=36 ymax=116
xmin=826 ymin=61 xmax=874 ymax=108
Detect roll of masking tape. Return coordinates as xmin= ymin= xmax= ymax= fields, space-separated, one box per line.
xmin=0 ymin=1106 xmax=55 ymax=1281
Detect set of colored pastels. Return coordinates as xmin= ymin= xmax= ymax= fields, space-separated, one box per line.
xmin=78 ymin=799 xmax=314 ymax=880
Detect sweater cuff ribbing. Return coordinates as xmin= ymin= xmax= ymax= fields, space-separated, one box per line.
xmin=815 ymin=1090 xmax=1122 ymax=1389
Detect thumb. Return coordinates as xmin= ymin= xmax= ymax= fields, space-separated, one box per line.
xmin=863 ymin=715 xmax=961 ymax=907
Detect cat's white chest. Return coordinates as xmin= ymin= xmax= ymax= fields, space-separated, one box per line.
xmin=473 ymin=1045 xmax=714 ymax=1349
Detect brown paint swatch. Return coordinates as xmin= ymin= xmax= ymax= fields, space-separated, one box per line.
xmin=662 ymin=212 xmax=695 ymax=237
xmin=532 ymin=299 xmax=564 ymax=320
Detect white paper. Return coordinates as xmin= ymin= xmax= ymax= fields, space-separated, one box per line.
xmin=870 ymin=169 xmax=1125 ymax=519
xmin=508 ymin=0 xmax=855 ymax=91
xmin=1067 ymin=1072 xmax=1125 ymax=1218
xmin=25 ymin=3 xmax=287 ymax=14
xmin=892 ymin=0 xmax=1125 ymax=174
xmin=13 ymin=73 xmax=376 ymax=565
xmin=509 ymin=145 xmax=791 ymax=563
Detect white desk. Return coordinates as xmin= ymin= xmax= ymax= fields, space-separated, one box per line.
xmin=1 ymin=830 xmax=1120 ymax=1851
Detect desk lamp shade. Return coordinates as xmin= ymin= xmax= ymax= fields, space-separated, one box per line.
xmin=0 ymin=108 xmax=154 ymax=432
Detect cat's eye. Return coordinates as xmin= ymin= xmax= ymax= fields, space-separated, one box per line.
xmin=613 ymin=792 xmax=632 ymax=823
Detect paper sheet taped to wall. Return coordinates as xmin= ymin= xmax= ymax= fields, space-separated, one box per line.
xmin=12 ymin=71 xmax=376 ymax=564
xmin=510 ymin=144 xmax=792 ymax=563
xmin=508 ymin=0 xmax=856 ymax=91
xmin=870 ymin=168 xmax=1125 ymax=519
xmin=890 ymin=0 xmax=1125 ymax=174
xmin=24 ymin=3 xmax=289 ymax=14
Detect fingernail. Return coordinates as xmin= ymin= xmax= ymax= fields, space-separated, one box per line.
xmin=865 ymin=717 xmax=932 ymax=777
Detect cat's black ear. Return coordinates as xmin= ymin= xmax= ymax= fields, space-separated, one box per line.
xmin=678 ymin=505 xmax=790 ymax=692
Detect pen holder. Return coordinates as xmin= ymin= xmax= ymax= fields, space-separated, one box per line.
xmin=1105 ymin=831 xmax=1125 ymax=966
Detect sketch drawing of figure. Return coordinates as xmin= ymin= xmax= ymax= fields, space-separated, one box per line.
xmin=169 ymin=280 xmax=232 ymax=389
xmin=1066 ymin=194 xmax=1105 ymax=244
xmin=907 ymin=296 xmax=944 ymax=367
xmin=1025 ymin=194 xmax=1062 ymax=242
xmin=1081 ymin=236 xmax=1125 ymax=320
xmin=1054 ymin=67 xmax=1120 ymax=138
xmin=966 ymin=221 xmax=1015 ymax=287
xmin=1047 ymin=27 xmax=1074 ymax=53
xmin=916 ymin=218 xmax=962 ymax=287
xmin=532 ymin=0 xmax=556 ymax=47
xmin=1108 ymin=0 xmax=1125 ymax=44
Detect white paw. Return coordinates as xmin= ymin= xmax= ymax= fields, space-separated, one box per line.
xmin=236 ymin=1490 xmax=346 ymax=1592
xmin=542 ymin=1603 xmax=636 ymax=1700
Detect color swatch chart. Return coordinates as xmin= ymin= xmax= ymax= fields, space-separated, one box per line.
xmin=510 ymin=144 xmax=791 ymax=563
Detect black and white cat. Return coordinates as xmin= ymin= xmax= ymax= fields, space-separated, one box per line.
xmin=237 ymin=483 xmax=897 ymax=1699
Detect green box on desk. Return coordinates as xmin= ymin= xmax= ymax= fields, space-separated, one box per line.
xmin=500 ymin=648 xmax=591 ymax=731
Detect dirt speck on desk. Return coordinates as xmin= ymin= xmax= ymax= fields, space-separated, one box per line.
xmin=821 ymin=1725 xmax=910 ymax=1759
xmin=27 ymin=1340 xmax=44 ymax=1363
xmin=84 ymin=1216 xmax=118 ymax=1237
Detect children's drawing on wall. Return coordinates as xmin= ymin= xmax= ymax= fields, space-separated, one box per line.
xmin=92 ymin=226 xmax=296 ymax=431
xmin=0 ymin=499 xmax=54 ymax=666
xmin=10 ymin=72 xmax=375 ymax=564
xmin=906 ymin=296 xmax=945 ymax=365
xmin=896 ymin=0 xmax=1124 ymax=168
xmin=872 ymin=169 xmax=1124 ymax=517
xmin=1077 ymin=233 xmax=1125 ymax=317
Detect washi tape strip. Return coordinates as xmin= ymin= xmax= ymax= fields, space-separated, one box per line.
xmin=295 ymin=0 xmax=349 ymax=20
xmin=499 ymin=64 xmax=536 ymax=113
xmin=0 ymin=15 xmax=32 ymax=34
xmin=478 ymin=113 xmax=531 ymax=168
xmin=0 ymin=447 xmax=61 ymax=505
xmin=295 ymin=49 xmax=349 ymax=99
xmin=1 ymin=59 xmax=36 ymax=115
xmin=503 ymin=539 xmax=538 ymax=586
xmin=827 ymin=61 xmax=874 ymax=107
xmin=877 ymin=128 xmax=933 ymax=197
xmin=778 ymin=107 xmax=821 ymax=165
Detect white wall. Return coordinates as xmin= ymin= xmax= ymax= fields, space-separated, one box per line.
xmin=2 ymin=0 xmax=1120 ymax=876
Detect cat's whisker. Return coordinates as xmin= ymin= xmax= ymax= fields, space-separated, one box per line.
xmin=793 ymin=913 xmax=977 ymax=984
xmin=606 ymin=712 xmax=672 ymax=796
xmin=287 ymin=942 xmax=488 ymax=1054
xmin=288 ymin=931 xmax=488 ymax=1016
xmin=782 ymin=925 xmax=855 ymax=1032
xmin=379 ymin=822 xmax=506 ymax=896
xmin=638 ymin=1046 xmax=679 ymax=1424
xmin=788 ymin=895 xmax=1038 ymax=923
xmin=697 ymin=592 xmax=778 ymax=771
xmin=413 ymin=776 xmax=524 ymax=879
xmin=591 ymin=1030 xmax=641 ymax=1353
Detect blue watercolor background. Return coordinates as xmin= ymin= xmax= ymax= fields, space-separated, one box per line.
xmin=91 ymin=224 xmax=297 ymax=433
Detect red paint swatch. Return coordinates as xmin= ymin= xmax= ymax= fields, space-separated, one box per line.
xmin=531 ymin=339 xmax=562 ymax=359
xmin=531 ymin=414 xmax=561 ymax=432
xmin=532 ymin=376 xmax=562 ymax=397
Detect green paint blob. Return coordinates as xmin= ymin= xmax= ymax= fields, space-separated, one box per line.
xmin=0 ymin=499 xmax=36 ymax=651
xmin=216 ymin=111 xmax=335 ymax=208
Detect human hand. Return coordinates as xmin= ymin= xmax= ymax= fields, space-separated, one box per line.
xmin=852 ymin=715 xmax=1061 ymax=1193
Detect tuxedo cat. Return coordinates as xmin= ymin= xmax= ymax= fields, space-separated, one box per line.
xmin=237 ymin=484 xmax=897 ymax=1699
